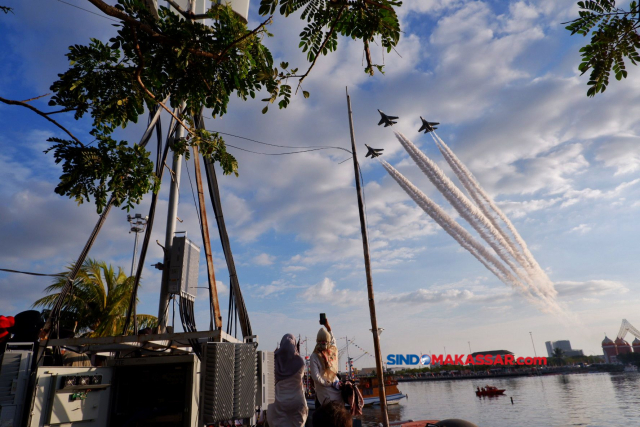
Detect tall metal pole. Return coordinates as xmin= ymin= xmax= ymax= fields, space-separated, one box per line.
xmin=157 ymin=123 xmax=184 ymax=331
xmin=346 ymin=336 xmax=351 ymax=378
xmin=346 ymin=87 xmax=389 ymax=427
xmin=130 ymin=231 xmax=140 ymax=277
xmin=530 ymin=332 xmax=537 ymax=357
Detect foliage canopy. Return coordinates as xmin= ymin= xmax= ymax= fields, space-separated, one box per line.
xmin=566 ymin=0 xmax=640 ymax=96
xmin=33 ymin=259 xmax=157 ymax=337
xmin=4 ymin=0 xmax=402 ymax=212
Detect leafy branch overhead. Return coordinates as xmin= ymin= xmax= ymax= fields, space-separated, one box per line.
xmin=0 ymin=0 xmax=401 ymax=213
xmin=566 ymin=0 xmax=640 ymax=96
xmin=259 ymin=0 xmax=401 ymax=79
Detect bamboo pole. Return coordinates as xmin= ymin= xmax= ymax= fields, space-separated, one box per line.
xmin=192 ymin=144 xmax=223 ymax=330
xmin=345 ymin=87 xmax=389 ymax=427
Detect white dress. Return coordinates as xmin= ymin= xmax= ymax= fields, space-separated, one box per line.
xmin=310 ymin=332 xmax=344 ymax=405
xmin=267 ymin=364 xmax=308 ymax=427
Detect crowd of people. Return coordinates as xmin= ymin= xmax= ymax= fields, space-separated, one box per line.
xmin=264 ymin=316 xmax=357 ymax=427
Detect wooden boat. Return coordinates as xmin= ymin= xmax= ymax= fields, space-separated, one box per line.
xmin=475 ymin=385 xmax=505 ymax=397
xmin=306 ymin=375 xmax=407 ymax=409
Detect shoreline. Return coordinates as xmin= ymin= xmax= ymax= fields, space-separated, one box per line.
xmin=395 ymin=366 xmax=623 ymax=382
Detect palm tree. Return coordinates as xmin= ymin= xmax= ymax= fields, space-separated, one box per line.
xmin=33 ymin=258 xmax=157 ymax=337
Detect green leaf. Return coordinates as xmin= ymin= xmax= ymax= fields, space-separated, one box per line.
xmin=303 ymin=90 xmax=310 ymax=98
xmin=262 ymin=105 xmax=269 ymax=114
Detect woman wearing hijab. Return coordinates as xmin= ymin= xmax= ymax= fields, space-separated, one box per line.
xmin=310 ymin=317 xmax=344 ymax=405
xmin=267 ymin=334 xmax=308 ymax=427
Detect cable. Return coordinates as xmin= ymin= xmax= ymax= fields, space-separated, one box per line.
xmin=356 ymin=160 xmax=372 ymax=243
xmin=54 ymin=0 xmax=120 ymax=22
xmin=0 ymin=268 xmax=64 ymax=277
xmin=201 ymin=125 xmax=352 ymax=154
xmin=121 ymin=109 xmax=173 ymax=335
xmin=224 ymin=144 xmax=335 ymax=156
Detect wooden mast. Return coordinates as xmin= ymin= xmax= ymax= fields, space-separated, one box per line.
xmin=345 ymin=87 xmax=389 ymax=427
xmin=192 ymin=143 xmax=223 ymax=330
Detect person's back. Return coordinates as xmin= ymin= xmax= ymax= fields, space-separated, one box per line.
xmin=267 ymin=334 xmax=308 ymax=427
xmin=311 ymin=401 xmax=352 ymax=427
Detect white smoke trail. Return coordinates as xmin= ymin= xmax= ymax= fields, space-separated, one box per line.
xmin=430 ymin=132 xmax=557 ymax=299
xmin=393 ymin=131 xmax=534 ymax=287
xmin=381 ymin=159 xmax=563 ymax=314
xmin=380 ymin=159 xmax=537 ymax=303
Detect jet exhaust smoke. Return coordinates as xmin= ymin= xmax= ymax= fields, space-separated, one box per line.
xmin=379 ymin=130 xmax=566 ymax=315
xmin=393 ymin=131 xmax=538 ymax=288
xmin=378 ymin=159 xmax=554 ymax=309
xmin=430 ymin=132 xmax=557 ymax=299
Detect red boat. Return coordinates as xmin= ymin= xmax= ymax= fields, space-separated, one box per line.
xmin=475 ymin=385 xmax=506 ymax=397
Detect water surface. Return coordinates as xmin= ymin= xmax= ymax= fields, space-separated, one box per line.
xmin=361 ymin=372 xmax=640 ymax=426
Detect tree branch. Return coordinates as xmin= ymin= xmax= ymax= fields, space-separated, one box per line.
xmin=364 ymin=39 xmax=374 ymax=75
xmin=0 ymin=96 xmax=84 ymax=146
xmin=44 ymin=107 xmax=79 ymax=116
xmin=21 ymin=93 xmax=51 ymax=103
xmin=216 ymin=15 xmax=272 ymax=63
xmin=130 ymin=28 xmax=194 ymax=139
xmin=86 ymin=0 xmax=221 ymax=60
xmin=330 ymin=0 xmax=394 ymax=12
xmin=295 ymin=5 xmax=347 ymax=93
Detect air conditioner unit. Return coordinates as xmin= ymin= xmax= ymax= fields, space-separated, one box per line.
xmin=168 ymin=235 xmax=200 ymax=299
xmin=0 ymin=343 xmax=34 ymax=427
xmin=200 ymin=343 xmax=257 ymax=424
xmin=256 ymin=351 xmax=274 ymax=409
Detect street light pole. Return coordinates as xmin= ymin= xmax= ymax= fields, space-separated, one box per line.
xmin=127 ymin=213 xmax=149 ymax=277
xmin=529 ymin=332 xmax=538 ymax=357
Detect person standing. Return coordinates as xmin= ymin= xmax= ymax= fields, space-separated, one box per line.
xmin=267 ymin=334 xmax=308 ymax=427
xmin=310 ymin=317 xmax=344 ymax=405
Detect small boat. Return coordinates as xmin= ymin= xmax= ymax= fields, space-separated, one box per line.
xmin=624 ymin=365 xmax=638 ymax=372
xmin=306 ymin=375 xmax=407 ymax=409
xmin=475 ymin=385 xmax=506 ymax=397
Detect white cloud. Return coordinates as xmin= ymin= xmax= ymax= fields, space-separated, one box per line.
xmin=497 ymin=198 xmax=562 ymax=218
xmin=251 ymin=280 xmax=304 ymax=298
xmin=253 ymin=253 xmax=276 ymax=266
xmin=569 ymin=224 xmax=591 ymax=235
xmin=215 ymin=280 xmax=229 ymax=296
xmin=596 ymin=135 xmax=640 ymax=175
xmin=555 ymin=280 xmax=629 ymax=298
xmin=300 ymin=278 xmax=366 ymax=307
xmin=282 ymin=265 xmax=307 ymax=272
xmin=561 ymin=179 xmax=640 ymax=208
xmin=300 ymin=277 xmax=512 ymax=308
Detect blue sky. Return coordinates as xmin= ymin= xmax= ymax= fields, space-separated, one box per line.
xmin=2 ymin=0 xmax=640 ymax=367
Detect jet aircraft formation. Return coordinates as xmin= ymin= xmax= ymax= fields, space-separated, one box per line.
xmin=369 ymin=110 xmax=440 ymax=158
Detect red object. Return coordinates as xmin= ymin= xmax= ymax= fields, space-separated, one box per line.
xmin=0 ymin=316 xmax=15 ymax=339
xmin=476 ymin=386 xmax=506 ymax=397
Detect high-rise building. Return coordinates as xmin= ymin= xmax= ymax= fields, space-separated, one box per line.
xmin=546 ymin=340 xmax=582 ymax=358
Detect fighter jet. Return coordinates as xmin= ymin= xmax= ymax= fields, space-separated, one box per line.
xmin=377 ymin=110 xmax=399 ymax=127
xmin=365 ymin=144 xmax=384 ymax=158
xmin=418 ymin=116 xmax=440 ymax=134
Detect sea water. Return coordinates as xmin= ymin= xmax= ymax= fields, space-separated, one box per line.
xmin=361 ymin=372 xmax=640 ymax=426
